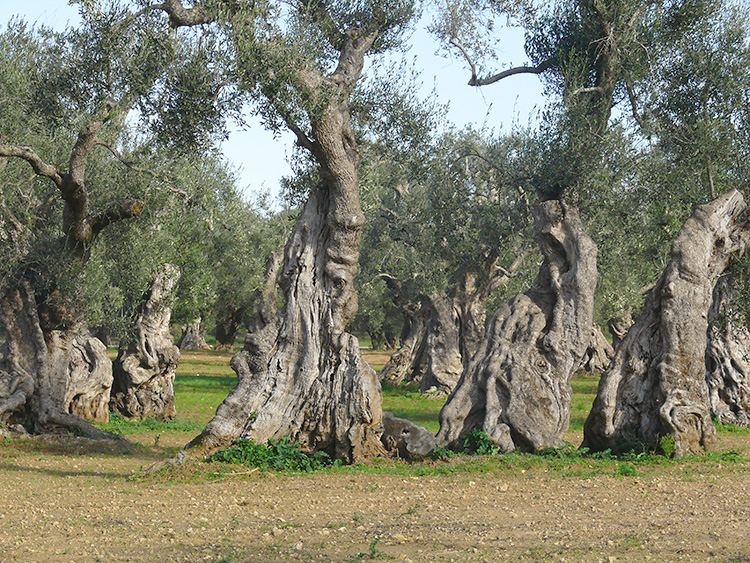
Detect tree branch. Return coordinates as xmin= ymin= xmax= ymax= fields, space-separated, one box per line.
xmin=302 ymin=0 xmax=345 ymax=50
xmin=96 ymin=141 xmax=154 ymax=176
xmin=0 ymin=142 xmax=63 ymax=186
xmin=68 ymin=97 xmax=118 ymax=189
xmin=89 ymin=199 xmax=143 ymax=237
xmin=468 ymin=58 xmax=554 ymax=87
xmin=448 ymin=37 xmax=478 ymax=83
xmin=157 ymin=0 xmax=216 ymax=28
xmin=625 ymin=82 xmax=646 ymax=130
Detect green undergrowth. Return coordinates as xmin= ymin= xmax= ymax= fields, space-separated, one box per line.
xmin=209 ymin=437 xmax=340 ymax=472
xmin=201 ymin=427 xmax=749 ymax=482
xmin=110 ymin=349 xmax=749 ymax=481
xmin=95 ymin=411 xmax=203 ymax=435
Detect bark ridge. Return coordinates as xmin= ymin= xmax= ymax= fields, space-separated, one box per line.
xmin=706 ymin=276 xmax=750 ymax=427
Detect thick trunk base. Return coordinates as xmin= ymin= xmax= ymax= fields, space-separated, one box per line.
xmin=180 ymin=186 xmax=386 ymax=463
xmin=579 ymin=325 xmax=614 ymax=373
xmin=1 ymin=282 xmax=118 ymax=438
xmin=59 ymin=329 xmax=112 ymax=423
xmin=437 ymin=201 xmax=597 ymax=452
xmin=379 ymin=286 xmax=485 ymax=395
xmin=111 ymin=266 xmax=180 ymax=420
xmin=584 ymin=190 xmax=749 ymax=456
xmin=178 ymin=318 xmax=210 ymax=351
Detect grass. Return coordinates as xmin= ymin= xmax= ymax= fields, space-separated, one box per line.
xmin=93 ymin=348 xmax=750 ymax=480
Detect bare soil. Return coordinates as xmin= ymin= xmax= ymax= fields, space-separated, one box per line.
xmin=1 ymin=428 xmax=749 ymax=563
xmin=2 ymin=350 xmax=749 ymax=562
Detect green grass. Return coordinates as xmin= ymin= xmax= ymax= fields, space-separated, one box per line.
xmin=570 ymin=373 xmax=599 ymax=430
xmin=174 ymin=350 xmax=237 ymax=424
xmin=381 ymin=382 xmax=443 ymax=434
xmin=100 ymin=349 xmax=750 ymax=480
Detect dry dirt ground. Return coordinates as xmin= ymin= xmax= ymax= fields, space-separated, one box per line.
xmin=1 ymin=430 xmax=750 ymax=563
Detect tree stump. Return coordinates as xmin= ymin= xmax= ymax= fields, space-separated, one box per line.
xmin=111 ymin=265 xmax=181 ymax=420
xmin=584 ymin=190 xmax=750 ymax=456
xmin=706 ymin=276 xmax=750 ymax=427
xmin=437 ymin=200 xmax=598 ymax=452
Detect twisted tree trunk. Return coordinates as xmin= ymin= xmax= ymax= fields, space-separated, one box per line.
xmin=111 ymin=265 xmax=181 ymax=420
xmin=178 ymin=317 xmax=210 ymax=350
xmin=706 ymin=276 xmax=750 ymax=427
xmin=378 ymin=307 xmax=429 ymax=386
xmin=378 ymin=274 xmax=488 ymax=394
xmin=584 ymin=190 xmax=750 ymax=456
xmin=0 ymin=282 xmax=116 ymax=437
xmin=179 ymin=106 xmax=386 ymax=464
xmin=60 ymin=326 xmax=112 ymax=423
xmin=437 ymin=201 xmax=597 ymax=452
xmin=214 ymin=306 xmax=246 ymax=351
xmin=607 ymin=312 xmax=633 ymax=351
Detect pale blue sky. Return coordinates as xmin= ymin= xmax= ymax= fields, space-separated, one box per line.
xmin=2 ymin=1 xmax=545 ymax=200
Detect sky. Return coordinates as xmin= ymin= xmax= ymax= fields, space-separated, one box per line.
xmin=1 ymin=2 xmax=545 ymax=201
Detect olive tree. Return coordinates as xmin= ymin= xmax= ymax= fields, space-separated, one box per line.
xmin=140 ymin=0 xmax=421 ymax=464
xmin=0 ymin=9 xmax=173 ymax=435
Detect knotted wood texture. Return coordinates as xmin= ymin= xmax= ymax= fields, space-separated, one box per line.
xmin=182 ymin=145 xmax=386 ymax=463
xmin=437 ymin=201 xmax=597 ymax=452
xmin=706 ymin=276 xmax=750 ymax=427
xmin=111 ymin=265 xmax=180 ymax=420
xmin=584 ymin=190 xmax=750 ymax=456
xmin=0 ymin=282 xmax=116 ymax=437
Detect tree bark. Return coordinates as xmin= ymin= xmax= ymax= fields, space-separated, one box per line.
xmin=584 ymin=190 xmax=750 ymax=456
xmin=178 ymin=317 xmax=210 ymax=350
xmin=607 ymin=311 xmax=633 ymax=351
xmin=436 ymin=201 xmax=598 ymax=452
xmin=111 ymin=265 xmax=181 ymax=420
xmin=379 ymin=307 xmax=429 ymax=387
xmin=379 ymin=274 xmax=488 ymax=395
xmin=179 ymin=104 xmax=386 ymax=463
xmin=579 ymin=325 xmax=614 ymax=373
xmin=0 ymin=282 xmax=117 ymax=438
xmin=705 ymin=276 xmax=750 ymax=427
xmin=59 ymin=327 xmax=112 ymax=423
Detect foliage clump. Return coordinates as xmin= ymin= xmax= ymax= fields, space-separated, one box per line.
xmin=209 ymin=437 xmax=338 ymax=472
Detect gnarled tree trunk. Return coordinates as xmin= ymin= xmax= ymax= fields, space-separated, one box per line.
xmin=584 ymin=190 xmax=750 ymax=457
xmin=706 ymin=276 xmax=750 ymax=427
xmin=607 ymin=312 xmax=633 ymax=351
xmin=178 ymin=317 xmax=210 ymax=351
xmin=379 ymin=306 xmax=429 ymax=387
xmin=579 ymin=325 xmax=614 ymax=373
xmin=437 ymin=201 xmax=597 ymax=452
xmin=60 ymin=326 xmax=112 ymax=423
xmin=379 ymin=274 xmax=488 ymax=394
xmin=111 ymin=265 xmax=180 ymax=420
xmin=179 ymin=106 xmax=387 ymax=464
xmin=0 ymin=282 xmax=116 ymax=437
xmin=419 ymin=293 xmax=464 ymax=394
